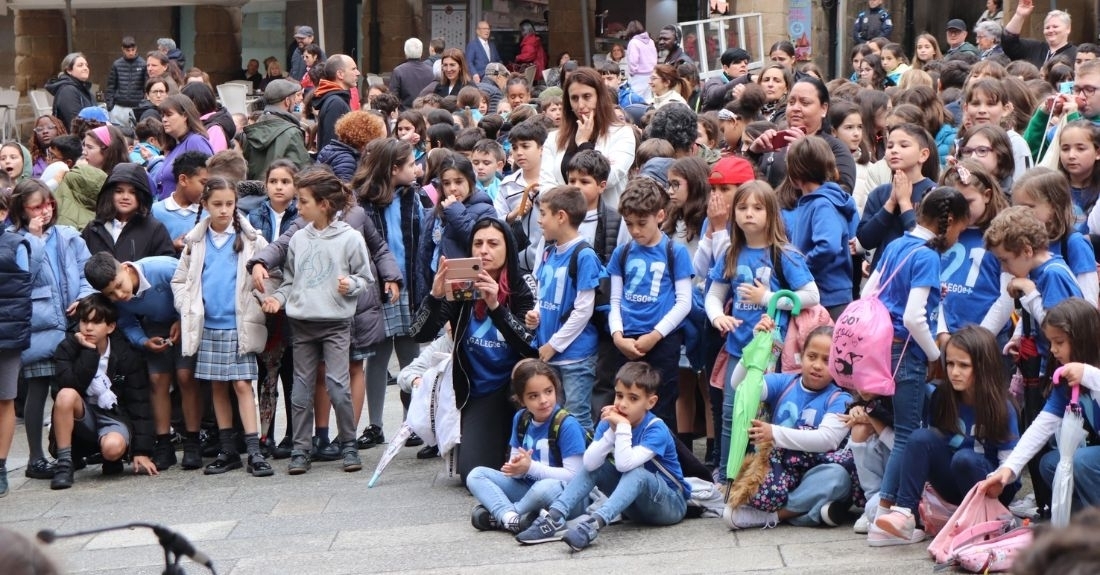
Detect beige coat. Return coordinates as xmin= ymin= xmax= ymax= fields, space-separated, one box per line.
xmin=171 ymin=214 xmax=269 ymax=357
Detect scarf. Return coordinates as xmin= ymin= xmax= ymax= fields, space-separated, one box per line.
xmin=474 ymin=268 xmax=511 ymax=321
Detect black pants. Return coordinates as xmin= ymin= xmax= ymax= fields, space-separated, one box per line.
xmin=457 ymin=384 xmax=514 ymax=482
xmin=608 ymin=330 xmax=684 ymax=430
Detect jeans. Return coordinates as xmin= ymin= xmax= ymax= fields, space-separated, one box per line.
xmin=850 ymin=436 xmax=890 ymax=518
xmin=549 ymin=460 xmax=687 ymax=526
xmin=894 ymin=428 xmax=1018 ymax=510
xmin=785 ymin=463 xmax=853 ymax=526
xmin=551 ymin=355 xmax=597 ymax=432
xmin=878 ymin=342 xmax=928 ymax=505
xmin=466 ymin=466 xmax=572 ymax=521
xmin=1039 ymin=445 xmax=1100 ymax=510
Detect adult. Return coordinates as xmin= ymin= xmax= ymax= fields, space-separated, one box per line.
xmin=299 ymin=45 xmax=325 ymax=90
xmin=747 ymin=76 xmax=856 ymax=193
xmin=133 ymin=77 xmax=169 ymax=124
xmin=180 ymin=83 xmax=235 ymax=153
xmin=105 ymin=36 xmax=147 ymax=128
xmin=465 ymin=21 xmax=501 ymax=84
xmin=390 ymin=38 xmax=436 ymax=109
xmin=649 ymin=64 xmax=690 ymax=109
xmin=700 ymin=48 xmax=751 ymax=112
xmin=514 ymin=20 xmax=547 ymax=83
xmin=152 ymin=94 xmax=213 ymax=199
xmin=242 ymin=79 xmax=310 ymax=180
xmin=145 ymin=52 xmax=180 ymax=94
xmin=658 ymin=25 xmax=693 ymax=66
xmin=259 ymin=58 xmax=288 ymax=91
xmin=434 ymin=48 xmax=471 ymax=98
xmin=758 ymin=63 xmax=793 ymax=124
xmin=769 ymin=41 xmax=796 ymax=69
xmin=240 ymin=58 xmax=263 ymax=90
xmin=289 ymin=26 xmax=315 ymax=81
xmin=626 ymin=20 xmax=657 ymax=101
xmin=944 ymin=19 xmax=981 ymax=58
xmin=852 ymin=0 xmax=893 ymax=43
xmin=1003 ymin=0 xmax=1076 ymax=70
xmin=975 ymin=21 xmax=1005 ymax=61
xmin=477 ymin=62 xmax=508 ymax=114
xmin=156 ymin=38 xmax=186 ymax=72
xmin=647 ymin=103 xmax=700 ymax=159
xmin=312 ymin=54 xmax=359 ymax=151
xmin=978 ymin=0 xmax=1005 ymax=25
xmin=45 ymin=52 xmax=94 ymax=131
xmin=540 ymin=67 xmax=636 ymax=208
xmin=411 ymin=218 xmax=537 ymax=480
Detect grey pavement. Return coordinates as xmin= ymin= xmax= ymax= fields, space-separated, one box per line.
xmin=2 ymin=386 xmax=934 ymax=575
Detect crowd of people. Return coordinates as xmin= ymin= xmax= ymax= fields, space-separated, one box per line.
xmin=3 ymin=1 xmax=1100 ymax=563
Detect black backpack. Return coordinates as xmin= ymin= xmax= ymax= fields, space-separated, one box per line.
xmin=515 ymin=407 xmax=592 ymax=465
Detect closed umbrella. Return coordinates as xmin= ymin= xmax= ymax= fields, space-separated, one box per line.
xmin=1050 ymin=366 xmax=1088 ymax=528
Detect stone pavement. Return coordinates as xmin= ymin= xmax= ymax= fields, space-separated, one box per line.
xmin=1 ymin=387 xmax=934 ymax=575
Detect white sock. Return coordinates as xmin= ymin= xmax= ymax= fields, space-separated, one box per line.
xmin=502 ymin=511 xmax=519 ymax=529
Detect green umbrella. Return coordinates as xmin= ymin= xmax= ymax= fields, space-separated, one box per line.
xmin=725 ymin=289 xmax=802 ymax=482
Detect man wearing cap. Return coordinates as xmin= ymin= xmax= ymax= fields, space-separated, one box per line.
xmin=390 ymin=38 xmax=435 ymax=110
xmin=106 ymin=37 xmax=147 ymax=128
xmin=242 ymin=79 xmax=310 ymax=181
xmin=465 ymin=21 xmax=501 ymax=84
xmin=1003 ymin=0 xmax=1076 ymax=70
xmin=313 ymin=54 xmax=359 ymax=151
xmin=289 ymin=25 xmax=315 ymax=82
xmin=700 ymin=48 xmax=751 ymax=112
xmin=477 ymin=62 xmax=508 ymax=114
xmin=944 ymin=19 xmax=980 ymax=58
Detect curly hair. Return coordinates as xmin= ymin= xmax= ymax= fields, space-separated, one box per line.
xmin=334 ymin=110 xmax=386 ymax=151
xmin=618 ymin=176 xmax=666 ymax=218
xmin=983 ymin=205 xmax=1050 ymax=255
xmin=28 ymin=115 xmax=66 ymax=167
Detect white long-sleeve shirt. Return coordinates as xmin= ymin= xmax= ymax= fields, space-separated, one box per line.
xmin=581 ymin=422 xmax=655 ymax=472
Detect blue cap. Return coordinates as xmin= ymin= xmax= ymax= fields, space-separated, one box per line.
xmin=78 ymin=106 xmax=109 ymax=122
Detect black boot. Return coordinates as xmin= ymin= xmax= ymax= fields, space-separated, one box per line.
xmin=181 ymin=432 xmax=203 ymax=470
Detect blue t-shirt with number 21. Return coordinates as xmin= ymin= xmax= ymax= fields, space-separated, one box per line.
xmin=607 ymin=235 xmax=694 ymax=336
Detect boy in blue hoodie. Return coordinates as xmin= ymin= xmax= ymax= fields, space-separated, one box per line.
xmin=84 ymin=252 xmax=200 ymax=472
xmin=783 ymin=137 xmax=859 ymax=319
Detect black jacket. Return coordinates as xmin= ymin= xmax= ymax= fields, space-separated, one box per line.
xmin=315 ymin=139 xmax=360 ymax=183
xmin=81 ymin=163 xmax=175 ymax=262
xmin=106 ymin=55 xmax=147 ymax=108
xmin=390 ymin=59 xmax=436 ymax=109
xmin=46 ymin=74 xmax=95 ymax=130
xmin=54 ymin=332 xmax=155 ymax=456
xmin=312 ymin=85 xmax=352 ymax=152
xmin=1002 ymin=32 xmax=1075 ymax=71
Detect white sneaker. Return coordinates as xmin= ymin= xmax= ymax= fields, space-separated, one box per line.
xmin=1009 ymin=493 xmax=1038 ymax=520
xmin=723 ymin=505 xmax=779 ymax=530
xmin=867 ymin=523 xmax=927 ymax=547
xmin=853 ymin=513 xmax=870 ymax=534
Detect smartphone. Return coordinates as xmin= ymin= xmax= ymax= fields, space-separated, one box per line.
xmin=1060 ymin=81 xmax=1075 ymax=95
xmin=769 ymin=131 xmax=789 ymax=150
xmin=444 ymin=258 xmax=482 ymax=301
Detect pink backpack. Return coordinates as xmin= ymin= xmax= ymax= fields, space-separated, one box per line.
xmin=829 ymin=249 xmax=919 ymax=395
xmin=928 ymin=484 xmax=1016 ymax=564
xmin=948 ymin=521 xmax=1033 ymax=573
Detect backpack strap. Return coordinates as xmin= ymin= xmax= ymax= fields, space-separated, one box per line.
xmin=547 ymin=406 xmax=568 ymax=465
xmin=559 ymin=240 xmax=596 ymax=323
xmin=643 ymin=417 xmax=691 ymax=498
xmin=516 ymin=409 xmax=534 ymax=451
xmin=871 ymin=243 xmax=923 ymax=298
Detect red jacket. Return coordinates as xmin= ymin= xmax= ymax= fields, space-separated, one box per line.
xmin=515 ymin=34 xmax=547 ymax=81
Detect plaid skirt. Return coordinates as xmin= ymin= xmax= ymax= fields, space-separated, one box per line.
xmin=194 ymin=328 xmax=258 ymax=382
xmin=382 ymin=290 xmax=413 ymax=338
xmin=22 ymin=358 xmax=56 ymax=379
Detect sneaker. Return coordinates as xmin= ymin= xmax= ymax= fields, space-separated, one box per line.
xmin=50 ymin=459 xmax=74 ymax=490
xmin=867 ymin=523 xmax=927 ymax=547
xmin=247 ymin=454 xmax=274 ymax=477
xmin=181 ymin=437 xmax=203 ymax=470
xmin=203 ymin=452 xmax=243 ymax=475
xmin=417 ymin=445 xmax=440 ymax=459
xmin=722 ymin=505 xmax=779 ymax=530
xmin=471 ymin=505 xmax=498 ymax=531
xmin=341 ymin=443 xmax=362 ymax=472
xmin=271 ymin=436 xmax=293 ymax=460
xmin=405 ymin=432 xmax=424 ymax=447
xmin=874 ymin=506 xmax=916 ymax=540
xmin=288 ymin=451 xmax=311 ymax=475
xmin=356 ymin=424 xmax=384 ymax=450
xmin=1009 ymin=493 xmax=1039 ymax=520
xmin=25 ymin=457 xmax=56 ymax=479
xmin=853 ymin=513 xmax=871 ymax=534
xmin=562 ymin=514 xmax=600 ymax=551
xmin=152 ymin=439 xmax=177 ymax=471
xmin=821 ymin=499 xmax=856 ymax=527
xmin=311 ymin=436 xmax=341 ymax=462
xmin=0 ymin=466 xmax=8 ymax=498
xmin=515 ymin=511 xmax=567 ymax=544
xmin=510 ymin=511 xmax=540 ymax=534
xmin=101 ymin=460 xmax=124 ymax=476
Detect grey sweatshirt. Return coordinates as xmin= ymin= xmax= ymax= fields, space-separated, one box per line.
xmin=273 ymin=220 xmax=374 ymax=321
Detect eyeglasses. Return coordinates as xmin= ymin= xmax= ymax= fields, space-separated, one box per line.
xmin=1073 ymin=84 xmax=1100 ymax=97
xmin=668 ymin=180 xmax=684 ymax=190
xmin=33 ymin=127 xmax=55 ymax=134
xmin=959 ymin=145 xmax=993 ymax=158
xmin=25 ymin=200 xmax=55 ymax=213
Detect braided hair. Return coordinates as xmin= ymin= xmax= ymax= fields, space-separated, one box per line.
xmin=194 ymin=176 xmax=244 ymax=252
xmin=918 ymin=186 xmax=969 ymax=252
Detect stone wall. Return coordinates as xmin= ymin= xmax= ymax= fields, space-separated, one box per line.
xmin=0 ymin=10 xmax=15 ymax=90
xmin=69 ymin=8 xmax=176 ymax=93
xmin=194 ymin=5 xmax=242 ymax=86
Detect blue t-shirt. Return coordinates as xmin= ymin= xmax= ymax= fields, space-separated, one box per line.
xmin=464 ymin=312 xmax=521 ymax=397
xmin=763 ymin=373 xmax=851 ymax=430
xmin=1043 ymin=385 xmax=1100 ymax=432
xmin=535 ymin=241 xmax=604 ymax=361
xmin=508 ymin=407 xmax=588 ymax=467
xmin=938 ymin=398 xmax=1019 ymax=465
xmin=607 ymin=235 xmax=693 ymax=336
xmin=873 ymin=232 xmax=941 ymax=361
xmin=1070 ymin=187 xmax=1093 ymax=233
xmin=1029 ymin=256 xmax=1083 ymax=363
xmin=941 ymin=227 xmax=1003 ymax=332
xmin=592 ymin=411 xmax=689 ymax=495
xmin=707 ymin=245 xmax=814 ymax=356
xmin=1049 ymin=231 xmax=1096 ymax=277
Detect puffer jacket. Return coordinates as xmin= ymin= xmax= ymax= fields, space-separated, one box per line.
xmin=315 ymin=139 xmax=360 ymax=183
xmin=171 ymin=215 xmax=268 ymax=358
xmin=106 ymin=55 xmax=147 ymax=108
xmin=45 ymin=74 xmax=95 ymax=130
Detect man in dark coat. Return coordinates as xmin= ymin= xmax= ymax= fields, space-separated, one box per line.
xmin=390 ymin=38 xmax=436 ymax=109
xmin=312 ymin=55 xmax=359 ymax=151
xmin=106 ymin=36 xmax=147 ymax=128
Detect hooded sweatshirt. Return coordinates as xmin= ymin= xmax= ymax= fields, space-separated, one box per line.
xmin=81 ymin=163 xmax=176 ymax=262
xmin=312 ymin=80 xmax=352 ymax=152
xmin=242 ymin=107 xmax=310 ymax=180
xmin=272 ymin=220 xmax=375 ymax=321
xmin=45 ymin=74 xmax=95 ymax=130
xmin=4 ymin=142 xmax=32 ymax=183
xmin=56 ymin=164 xmax=108 ymax=230
xmin=785 ymin=181 xmax=859 ymax=307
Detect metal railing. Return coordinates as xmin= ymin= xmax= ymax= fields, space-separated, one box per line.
xmin=678 ymin=13 xmax=766 ymax=80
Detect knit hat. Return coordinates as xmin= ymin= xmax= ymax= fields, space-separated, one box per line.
xmin=708 ymin=156 xmax=755 ymax=185
xmin=264 ymin=79 xmax=301 ymax=104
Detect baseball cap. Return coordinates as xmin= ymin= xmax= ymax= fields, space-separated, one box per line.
xmin=708 ymin=156 xmax=755 ymax=185
xmin=264 ymin=79 xmax=301 ymax=104
xmin=294 ymin=25 xmax=314 ymax=39
xmin=946 ymin=19 xmax=967 ymax=32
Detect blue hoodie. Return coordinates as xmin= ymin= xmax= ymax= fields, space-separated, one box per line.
xmin=786 ymin=182 xmax=858 ymax=307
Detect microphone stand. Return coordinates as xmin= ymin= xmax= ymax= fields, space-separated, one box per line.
xmin=37 ymin=522 xmax=217 ymax=575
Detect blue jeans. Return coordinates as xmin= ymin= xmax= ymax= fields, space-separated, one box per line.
xmin=466 ymin=466 xmax=571 ymax=522
xmin=878 ymin=342 xmax=927 ymax=505
xmin=850 ymin=436 xmax=890 ymax=518
xmin=785 ymin=463 xmax=853 ymax=527
xmin=549 ymin=460 xmax=687 ymax=526
xmin=894 ymin=428 xmax=1019 ymax=510
xmin=1039 ymin=445 xmax=1100 ymax=510
xmin=551 ymin=355 xmax=597 ymax=432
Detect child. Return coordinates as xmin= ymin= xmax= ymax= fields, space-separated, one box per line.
xmin=396 ymin=110 xmax=428 ymax=166
xmin=957 ymin=125 xmax=1017 ymax=193
xmin=541 ymin=96 xmax=563 ymax=129
xmin=829 ymin=102 xmax=873 ymax=215
xmin=607 ymin=178 xmax=694 ymax=431
xmin=9 ymin=180 xmax=95 ymax=481
xmin=1058 ymin=120 xmax=1100 ymax=232
xmin=863 ymin=186 xmax=970 ymax=546
xmin=723 ymin=321 xmax=856 ymax=530
xmin=81 ymin=163 xmax=176 ymax=262
xmin=261 ymin=167 xmax=373 ymax=475
xmin=880 ymin=43 xmax=911 ymax=86
xmin=0 ymin=191 xmax=30 ymax=496
xmin=980 ymin=298 xmax=1100 ymax=511
xmin=963 ymin=78 xmax=1032 ymax=185
xmin=840 ymin=390 xmax=895 ymax=533
xmin=872 ymin=326 xmax=1019 ymax=545
xmin=502 ymin=120 xmax=548 ymax=274
xmin=855 ymin=123 xmax=939 ymax=269
xmin=467 ymin=359 xmax=588 ymax=533
xmin=130 ymin=116 xmax=165 ymax=170
xmin=39 ymin=134 xmax=82 ymax=191
xmin=527 ymin=186 xmax=605 ymax=431
xmin=172 ymin=177 xmax=272 ymax=477
xmin=506 ymin=77 xmax=533 ymax=111
xmin=53 ymin=148 xmax=108 ymax=231
xmin=0 ymin=141 xmax=30 ymax=183
xmin=515 ymin=362 xmax=689 ymax=550
xmin=49 ymin=294 xmax=158 ymax=489
xmin=470 ymin=138 xmax=508 ymax=218
xmin=84 ymin=252 xmax=200 ymax=471
xmin=705 ymin=180 xmax=819 ymax=480
xmin=151 ymin=150 xmax=210 ymax=252
xmin=783 ymin=137 xmax=859 ymax=319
